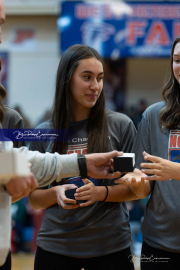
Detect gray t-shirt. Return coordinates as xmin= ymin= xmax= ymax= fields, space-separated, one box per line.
xmin=3 ymin=106 xmax=25 ymax=148
xmin=29 ymin=110 xmax=137 ymax=258
xmin=133 ymin=101 xmax=180 ymax=253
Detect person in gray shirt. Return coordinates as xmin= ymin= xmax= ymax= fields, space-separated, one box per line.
xmin=116 ymin=35 xmax=180 ymax=270
xmin=0 ymin=1 xmax=126 ymax=269
xmin=29 ymin=44 xmax=139 ymax=270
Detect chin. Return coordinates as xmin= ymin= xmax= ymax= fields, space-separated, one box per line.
xmin=86 ymin=102 xmax=97 ymax=108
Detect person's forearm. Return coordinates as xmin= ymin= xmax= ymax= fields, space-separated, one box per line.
xmin=97 ymin=185 xmax=139 ymax=202
xmin=129 ymin=181 xmax=151 ymax=199
xmin=15 ymin=147 xmax=79 ymax=187
xmin=29 ymin=188 xmax=57 ymax=210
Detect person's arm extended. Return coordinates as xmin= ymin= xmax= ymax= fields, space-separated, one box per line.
xmin=14 ymin=147 xmax=80 ymax=187
xmin=29 ymin=184 xmax=80 ymax=210
xmin=74 ymin=178 xmax=140 ymax=207
xmin=14 ymin=147 xmax=123 ymax=188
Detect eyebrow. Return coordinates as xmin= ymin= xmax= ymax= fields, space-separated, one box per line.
xmin=81 ymin=71 xmax=104 ymax=75
xmin=173 ymin=54 xmax=180 ymax=56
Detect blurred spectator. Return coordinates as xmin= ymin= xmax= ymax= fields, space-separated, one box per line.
xmin=126 ymin=99 xmax=148 ymax=129
xmin=11 ymin=199 xmax=27 ymax=252
xmin=26 ymin=203 xmax=44 ymax=253
xmin=11 ymin=198 xmax=44 ymax=253
xmin=103 ymin=59 xmax=126 ymax=112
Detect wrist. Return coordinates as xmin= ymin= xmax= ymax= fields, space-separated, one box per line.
xmin=77 ymin=154 xmax=87 ymax=178
xmin=98 ymin=186 xmax=109 ymax=201
xmin=173 ymin=163 xmax=180 ymax=181
xmin=53 ymin=186 xmax=61 ymax=204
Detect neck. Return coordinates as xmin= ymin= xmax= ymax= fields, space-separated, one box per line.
xmin=71 ymin=107 xmax=91 ymax=121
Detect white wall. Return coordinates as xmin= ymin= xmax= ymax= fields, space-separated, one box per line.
xmin=0 ymin=15 xmax=60 ymax=127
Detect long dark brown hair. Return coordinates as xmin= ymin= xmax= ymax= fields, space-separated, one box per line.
xmin=0 ymin=58 xmax=6 ymax=124
xmin=51 ymin=44 xmax=109 ymax=154
xmin=160 ymin=35 xmax=180 ymax=130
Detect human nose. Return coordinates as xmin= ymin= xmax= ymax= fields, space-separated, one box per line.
xmin=90 ymin=79 xmax=99 ymax=90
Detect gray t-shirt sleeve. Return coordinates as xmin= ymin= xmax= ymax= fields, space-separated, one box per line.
xmin=14 ymin=147 xmax=79 ymax=188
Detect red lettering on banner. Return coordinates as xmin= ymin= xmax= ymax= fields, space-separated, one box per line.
xmin=127 ymin=21 xmax=147 ymax=45
xmin=76 ymin=4 xmax=101 ymax=19
xmin=149 ymin=5 xmax=160 ymax=18
xmin=103 ymin=5 xmax=113 ymax=19
xmin=146 ymin=22 xmax=170 ymax=45
xmin=138 ymin=6 xmax=148 ymax=17
xmin=132 ymin=4 xmax=180 ymax=19
xmin=171 ymin=6 xmax=180 ymax=18
xmin=174 ymin=22 xmax=180 ymax=40
xmin=161 ymin=6 xmax=171 ymax=19
xmin=170 ymin=135 xmax=177 ymax=148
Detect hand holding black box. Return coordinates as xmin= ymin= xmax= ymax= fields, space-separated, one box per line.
xmin=113 ymin=153 xmax=135 ymax=172
xmin=65 ymin=188 xmax=87 ymax=204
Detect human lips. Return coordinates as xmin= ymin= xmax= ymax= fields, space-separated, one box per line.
xmin=86 ymin=94 xmax=98 ymax=100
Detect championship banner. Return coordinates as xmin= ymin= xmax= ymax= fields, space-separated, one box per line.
xmin=58 ymin=1 xmax=180 ymax=58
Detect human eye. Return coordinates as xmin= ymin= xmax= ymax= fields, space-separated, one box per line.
xmin=98 ymin=76 xmax=104 ymax=82
xmin=83 ymin=75 xmax=91 ymax=80
xmin=173 ymin=58 xmax=180 ymax=63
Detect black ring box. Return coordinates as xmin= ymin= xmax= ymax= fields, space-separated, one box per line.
xmin=65 ymin=188 xmax=86 ymax=204
xmin=113 ymin=153 xmax=135 ymax=172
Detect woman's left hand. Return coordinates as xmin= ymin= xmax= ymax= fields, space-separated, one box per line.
xmin=75 ymin=179 xmax=99 ymax=207
xmin=114 ymin=168 xmax=147 ymax=187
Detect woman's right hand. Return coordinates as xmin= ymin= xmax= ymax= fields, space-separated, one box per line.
xmin=55 ymin=184 xmax=80 ymax=209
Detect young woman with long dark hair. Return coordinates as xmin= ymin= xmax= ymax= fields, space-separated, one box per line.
xmin=29 ymin=44 xmax=140 ymax=270
xmin=116 ymin=35 xmax=180 ymax=270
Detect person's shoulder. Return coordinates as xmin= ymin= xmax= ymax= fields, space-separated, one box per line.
xmin=4 ymin=106 xmax=23 ymax=120
xmin=3 ymin=106 xmax=23 ymax=128
xmin=34 ymin=119 xmax=52 ymax=130
xmin=106 ymin=109 xmax=133 ymax=125
xmin=143 ymin=101 xmax=165 ymax=118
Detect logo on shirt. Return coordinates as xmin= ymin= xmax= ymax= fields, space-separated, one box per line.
xmin=168 ymin=130 xmax=180 ymax=163
xmin=67 ymin=143 xmax=88 ymax=155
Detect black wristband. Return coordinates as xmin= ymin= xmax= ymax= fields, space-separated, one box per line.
xmin=102 ymin=186 xmax=109 ymax=202
xmin=77 ymin=154 xmax=87 ymax=179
